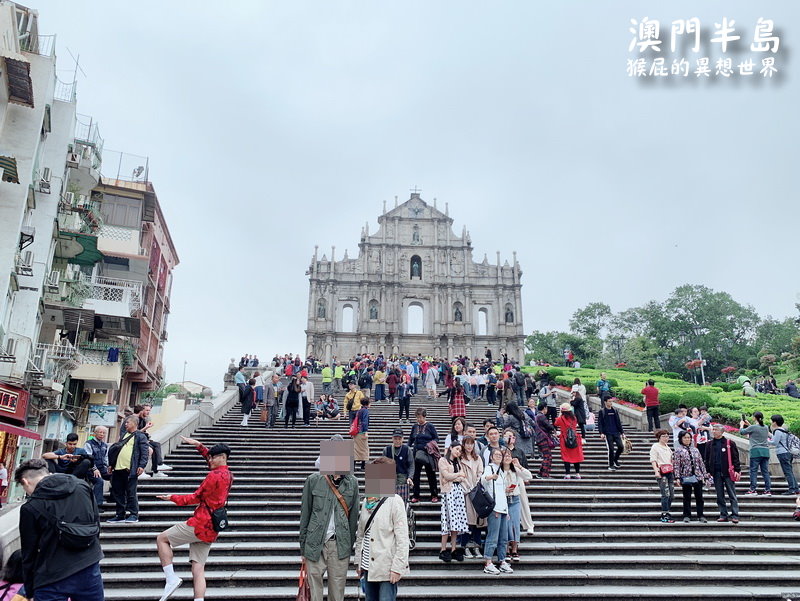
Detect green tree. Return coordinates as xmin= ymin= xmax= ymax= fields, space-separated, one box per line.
xmin=569 ymin=302 xmax=612 ymax=338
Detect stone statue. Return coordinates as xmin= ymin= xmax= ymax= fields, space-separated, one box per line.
xmin=369 ymin=302 xmax=378 ymax=320
xmin=317 ymin=299 xmax=326 ymax=319
xmin=412 ymin=226 xmax=420 ymax=243
xmin=411 ymin=259 xmax=421 ymax=278
xmin=454 ymin=306 xmax=463 ymax=322
xmin=505 ymin=308 xmax=514 ymax=323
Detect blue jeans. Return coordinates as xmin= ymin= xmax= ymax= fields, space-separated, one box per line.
xmin=89 ymin=474 xmax=105 ymax=507
xmin=363 ymin=572 xmax=397 ymax=601
xmin=749 ymin=455 xmax=772 ymax=492
xmin=483 ymin=511 xmax=509 ymax=562
xmin=322 ymin=381 xmax=331 ymax=394
xmin=506 ymin=496 xmax=521 ymax=542
xmin=657 ymin=472 xmax=674 ymax=513
xmin=777 ymin=452 xmax=798 ymax=493
xmin=35 ymin=562 xmax=104 ymax=601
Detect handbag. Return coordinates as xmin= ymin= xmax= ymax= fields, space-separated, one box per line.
xmin=469 ymin=467 xmax=496 ymax=519
xmin=259 ymin=407 xmax=268 ymax=422
xmin=725 ymin=439 xmax=741 ymax=481
xmin=659 ymin=464 xmax=674 ymax=474
xmin=349 ymin=413 xmax=360 ymax=437
xmin=296 ymin=559 xmax=311 ymax=601
xmin=622 ymin=436 xmax=633 ymax=455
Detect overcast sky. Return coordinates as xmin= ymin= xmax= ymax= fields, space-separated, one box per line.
xmin=34 ymin=1 xmax=798 ymax=390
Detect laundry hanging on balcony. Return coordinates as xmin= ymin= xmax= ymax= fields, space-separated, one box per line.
xmin=107 ymin=347 xmax=119 ymax=363
xmin=0 ymin=156 xmax=20 ymax=184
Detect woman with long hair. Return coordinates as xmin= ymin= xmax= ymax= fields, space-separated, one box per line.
xmin=504 ymin=430 xmax=534 ymax=536
xmin=534 ymin=401 xmax=556 ymax=478
xmin=570 ymin=390 xmax=588 ymax=442
xmin=445 ymin=417 xmax=467 ymax=448
xmin=438 ymin=441 xmax=469 ymax=562
xmin=555 ymin=403 xmax=584 ymax=479
xmin=500 ymin=449 xmax=532 ymax=561
xmin=386 ymin=368 xmax=399 ymax=403
xmin=459 ymin=436 xmax=485 ymax=558
xmin=480 ymin=448 xmax=512 ymax=574
xmin=674 ymin=429 xmax=712 ymax=523
xmin=283 ymin=376 xmax=301 ymax=428
xmin=741 ymin=411 xmax=772 ymax=495
xmin=449 ymin=379 xmax=467 ymax=419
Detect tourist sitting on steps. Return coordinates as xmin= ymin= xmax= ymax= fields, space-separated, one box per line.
xmin=42 ymin=432 xmax=92 ymax=480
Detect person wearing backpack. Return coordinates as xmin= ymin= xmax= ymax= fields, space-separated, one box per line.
xmin=770 ymin=414 xmax=799 ymax=495
xmin=15 ymin=458 xmax=104 ymax=601
xmin=107 ymin=415 xmax=150 ymax=523
xmin=555 ymin=403 xmax=584 ymax=479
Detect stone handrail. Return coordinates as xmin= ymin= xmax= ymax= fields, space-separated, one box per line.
xmin=0 ymin=387 xmax=239 ymax=562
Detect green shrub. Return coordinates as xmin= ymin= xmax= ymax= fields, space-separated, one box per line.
xmin=663 ymin=372 xmax=681 ymax=379
xmin=656 ymin=392 xmax=682 ymax=413
xmin=548 ymin=368 xmax=564 ymax=378
xmin=728 ymin=383 xmax=743 ymax=391
xmin=582 ymin=364 xmax=595 ymax=369
xmin=649 ymin=371 xmax=664 ymax=377
xmin=584 ymin=382 xmax=598 ymax=395
xmin=790 ymin=421 xmax=800 ymax=437
xmin=680 ymin=390 xmax=714 ymax=407
xmin=746 ymin=357 xmax=759 ymax=369
xmin=607 ymin=378 xmax=619 ymax=388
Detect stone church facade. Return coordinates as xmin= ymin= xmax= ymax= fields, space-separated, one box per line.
xmin=305 ymin=193 xmax=525 ymax=362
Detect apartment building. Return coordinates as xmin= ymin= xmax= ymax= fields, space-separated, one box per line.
xmin=0 ymin=2 xmax=178 ymax=501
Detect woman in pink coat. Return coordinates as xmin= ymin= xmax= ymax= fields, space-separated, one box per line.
xmin=554 ymin=403 xmax=584 ymax=479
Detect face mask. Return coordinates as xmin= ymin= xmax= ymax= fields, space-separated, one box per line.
xmin=365 ymin=497 xmax=379 ymax=510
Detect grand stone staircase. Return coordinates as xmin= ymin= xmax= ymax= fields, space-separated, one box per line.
xmin=99 ymin=380 xmax=800 ymax=600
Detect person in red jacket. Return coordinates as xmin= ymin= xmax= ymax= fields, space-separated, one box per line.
xmin=155 ymin=437 xmax=233 ymax=601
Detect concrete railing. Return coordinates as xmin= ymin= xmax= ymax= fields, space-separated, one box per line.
xmin=0 ymin=387 xmax=238 ymax=562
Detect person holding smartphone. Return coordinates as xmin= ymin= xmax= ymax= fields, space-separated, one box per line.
xmin=500 ymin=450 xmax=532 ymax=562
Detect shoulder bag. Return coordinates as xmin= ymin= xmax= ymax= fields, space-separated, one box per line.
xmin=725 ymin=439 xmax=741 ymax=481
xmin=469 ymin=466 xmax=497 ymax=519
xmin=205 ymin=472 xmax=234 ymax=532
xmin=325 ymin=475 xmax=351 ymax=518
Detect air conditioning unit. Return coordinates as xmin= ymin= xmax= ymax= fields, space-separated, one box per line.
xmin=66 ymin=152 xmax=80 ymax=168
xmin=38 ymin=167 xmax=51 ymax=193
xmin=45 ymin=270 xmax=60 ymax=292
xmin=75 ymin=194 xmax=88 ymax=208
xmin=15 ymin=251 xmax=33 ymax=276
xmin=5 ymin=337 xmax=16 ymax=358
xmin=62 ymin=191 xmax=75 ymax=206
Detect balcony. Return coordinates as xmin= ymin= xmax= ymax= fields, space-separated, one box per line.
xmin=26 ymin=342 xmax=80 ymax=397
xmin=84 ymin=275 xmax=142 ymax=318
xmin=57 ymin=193 xmax=103 ymax=235
xmin=97 ymin=224 xmax=143 ymax=257
xmin=69 ymin=348 xmax=123 ymax=390
xmin=66 ymin=115 xmax=103 ymax=194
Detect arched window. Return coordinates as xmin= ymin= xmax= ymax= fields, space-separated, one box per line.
xmin=316 ymin=298 xmax=326 ymax=319
xmin=368 ymin=299 xmax=379 ymax=320
xmin=407 ymin=303 xmax=424 ymax=334
xmin=342 ymin=305 xmax=355 ymax=332
xmin=410 ymin=255 xmax=422 ymax=279
xmin=478 ymin=308 xmax=489 ymax=335
xmin=505 ymin=303 xmax=514 ymax=324
xmin=453 ymin=302 xmax=463 ymax=322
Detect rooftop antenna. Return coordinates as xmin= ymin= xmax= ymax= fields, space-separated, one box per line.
xmin=65 ymin=47 xmax=86 ymax=85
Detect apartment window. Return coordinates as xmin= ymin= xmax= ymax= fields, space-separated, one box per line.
xmin=100 ymin=194 xmax=141 ymax=228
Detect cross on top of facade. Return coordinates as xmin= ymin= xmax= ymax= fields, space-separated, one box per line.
xmin=410 ymin=185 xmax=421 ymax=195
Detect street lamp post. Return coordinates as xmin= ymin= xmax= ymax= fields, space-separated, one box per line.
xmin=695 ymin=349 xmax=706 ymax=386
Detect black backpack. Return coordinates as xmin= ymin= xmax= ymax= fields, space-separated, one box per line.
xmin=33 ymin=489 xmax=99 ymax=550
xmin=565 ymin=427 xmax=578 ymax=449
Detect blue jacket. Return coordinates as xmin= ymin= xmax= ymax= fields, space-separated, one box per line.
xmin=84 ymin=437 xmax=109 ymax=473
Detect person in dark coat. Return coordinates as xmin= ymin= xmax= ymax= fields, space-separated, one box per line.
xmin=702 ymin=424 xmax=742 ymax=523
xmin=108 ymin=415 xmax=150 ymax=523
xmin=239 ymin=378 xmax=256 ymax=427
xmin=16 ymin=459 xmax=104 ymax=601
xmin=284 ymin=376 xmax=302 ymax=428
xmin=597 ymin=396 xmax=624 ymax=470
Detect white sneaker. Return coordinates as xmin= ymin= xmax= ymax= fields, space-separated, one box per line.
xmin=498 ymin=561 xmax=514 ymax=573
xmin=483 ymin=563 xmax=500 ymax=575
xmin=138 ymin=472 xmax=151 ymax=479
xmin=159 ymin=578 xmax=183 ymax=601
xmin=153 ymin=472 xmax=169 ymax=478
xmin=158 ymin=464 xmax=174 ymax=471
xmin=526 ymin=527 xmax=535 ymax=535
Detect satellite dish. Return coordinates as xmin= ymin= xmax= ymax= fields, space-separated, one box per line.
xmin=132 ymin=166 xmax=145 ymax=178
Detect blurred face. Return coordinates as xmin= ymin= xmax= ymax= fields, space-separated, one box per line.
xmin=94 ymin=428 xmax=107 ymax=441
xmin=490 ymin=448 xmax=503 ymax=465
xmin=680 ymin=433 xmax=692 ymax=446
xmin=502 ymin=451 xmax=512 ymax=467
xmin=65 ymin=440 xmax=77 ymax=453
xmin=454 ymin=420 xmax=464 ymax=434
xmin=712 ymin=427 xmax=724 ymax=439
xmin=691 ymin=408 xmax=699 ymax=418
xmin=465 ymin=426 xmax=477 ymax=438
xmin=463 ymin=440 xmax=474 ymax=454
xmin=488 ymin=429 xmax=500 ymax=445
xmin=392 ymin=435 xmax=403 ymax=448
xmin=450 ymin=445 xmax=462 ymax=459
xmin=416 ymin=413 xmax=426 ymax=425
xmin=504 ymin=432 xmax=516 ymax=446
xmin=659 ymin=433 xmax=669 ymax=444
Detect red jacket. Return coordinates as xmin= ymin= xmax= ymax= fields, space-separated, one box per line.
xmin=171 ymin=444 xmax=233 ymax=543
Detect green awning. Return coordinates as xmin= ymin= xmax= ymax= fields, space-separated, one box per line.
xmin=0 ymin=155 xmax=19 ymax=184
xmin=55 ymin=232 xmax=102 ymax=266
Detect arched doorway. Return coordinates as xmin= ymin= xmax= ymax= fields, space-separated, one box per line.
xmin=407 ymin=303 xmax=424 ymax=334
